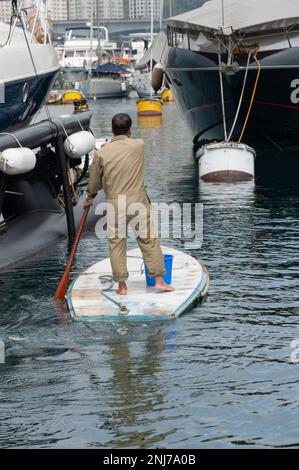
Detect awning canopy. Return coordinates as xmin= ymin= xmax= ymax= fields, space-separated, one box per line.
xmin=167 ymin=0 xmax=299 ymax=36
xmin=93 ymin=62 xmax=128 ymax=74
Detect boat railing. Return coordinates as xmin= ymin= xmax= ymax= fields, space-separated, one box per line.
xmin=9 ymin=0 xmax=52 ymax=45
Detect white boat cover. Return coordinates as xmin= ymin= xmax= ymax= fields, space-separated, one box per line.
xmin=136 ymin=31 xmax=169 ymax=69
xmin=167 ymin=0 xmax=299 ymax=36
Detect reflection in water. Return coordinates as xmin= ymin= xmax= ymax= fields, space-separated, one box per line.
xmin=1 ymin=99 xmax=299 ymax=448
xmin=138 ymin=115 xmax=163 ymax=128
xmin=199 ymin=180 xmax=255 ymax=206
xmin=103 ymin=328 xmax=175 ymax=448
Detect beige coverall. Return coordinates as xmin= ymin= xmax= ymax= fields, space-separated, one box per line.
xmin=88 ymin=135 xmax=166 ymax=283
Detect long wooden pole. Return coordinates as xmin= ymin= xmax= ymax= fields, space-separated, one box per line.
xmin=150 ymin=0 xmax=154 ymax=98
xmin=54 ymin=206 xmax=90 ymax=301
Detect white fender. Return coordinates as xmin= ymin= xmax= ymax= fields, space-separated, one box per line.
xmin=64 ymin=131 xmax=96 ymax=159
xmin=152 ymin=63 xmax=164 ymax=92
xmin=0 ymin=148 xmax=36 ymax=175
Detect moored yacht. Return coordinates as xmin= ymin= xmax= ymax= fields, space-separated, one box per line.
xmin=165 ymin=0 xmax=299 ymax=151
xmin=0 ymin=0 xmax=60 ymax=132
xmin=81 ymin=62 xmax=130 ymax=99
xmin=0 ymin=1 xmax=104 ymax=270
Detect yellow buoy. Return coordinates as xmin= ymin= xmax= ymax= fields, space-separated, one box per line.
xmin=63 ymin=90 xmax=84 ymax=105
xmin=162 ymin=89 xmax=175 ymax=103
xmin=137 ymin=98 xmax=163 ymax=116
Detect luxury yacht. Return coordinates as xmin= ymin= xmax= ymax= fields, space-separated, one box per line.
xmin=0 ymin=1 xmax=59 ymax=131
xmin=165 ymin=0 xmax=299 ymax=151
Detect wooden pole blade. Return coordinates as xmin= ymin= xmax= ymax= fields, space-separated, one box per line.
xmin=54 ymin=206 xmax=90 ymax=301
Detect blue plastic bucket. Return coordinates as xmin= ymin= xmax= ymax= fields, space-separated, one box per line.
xmin=145 ymin=254 xmax=174 ymax=287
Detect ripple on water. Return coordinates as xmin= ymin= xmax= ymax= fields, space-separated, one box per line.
xmin=1 ymin=100 xmax=299 ymax=448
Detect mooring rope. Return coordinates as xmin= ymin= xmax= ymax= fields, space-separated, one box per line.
xmin=98 ymin=275 xmax=130 ymax=315
xmin=238 ymin=53 xmax=261 ymax=143
xmin=228 ymin=50 xmax=252 ymax=141
xmin=218 ymin=48 xmax=228 ymax=141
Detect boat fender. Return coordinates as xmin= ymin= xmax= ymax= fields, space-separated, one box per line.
xmin=64 ymin=131 xmax=96 ymax=159
xmin=121 ymin=81 xmax=127 ymax=92
xmin=95 ymin=138 xmax=110 ymax=150
xmin=152 ymin=63 xmax=164 ymax=92
xmin=0 ymin=148 xmax=36 ymax=175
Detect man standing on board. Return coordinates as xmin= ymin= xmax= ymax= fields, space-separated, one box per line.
xmin=84 ymin=113 xmax=174 ymax=296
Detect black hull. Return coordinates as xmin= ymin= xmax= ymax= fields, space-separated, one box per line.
xmin=166 ymin=46 xmax=299 ymax=150
xmin=0 ymin=112 xmax=104 ymax=271
xmin=0 ymin=189 xmax=104 ymax=271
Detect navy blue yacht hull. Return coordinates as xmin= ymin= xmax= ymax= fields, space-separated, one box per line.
xmin=166 ymin=46 xmax=299 ymax=150
xmin=0 ymin=70 xmax=58 ymax=132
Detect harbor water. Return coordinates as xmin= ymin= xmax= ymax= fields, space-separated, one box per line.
xmin=1 ymin=98 xmax=299 ymax=449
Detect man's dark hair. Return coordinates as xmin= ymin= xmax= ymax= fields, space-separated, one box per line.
xmin=112 ymin=113 xmax=132 ymax=136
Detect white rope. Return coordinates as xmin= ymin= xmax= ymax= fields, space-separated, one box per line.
xmin=218 ymin=48 xmax=228 ymax=141
xmin=0 ymin=132 xmax=23 ymax=147
xmin=72 ymin=115 xmax=85 ymax=132
xmin=53 ymin=118 xmax=69 ymax=138
xmin=54 ymin=115 xmax=85 ymax=139
xmin=228 ymin=50 xmax=252 ymax=141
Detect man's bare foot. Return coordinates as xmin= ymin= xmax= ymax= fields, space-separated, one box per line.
xmin=155 ymin=276 xmax=175 ymax=293
xmin=117 ymin=282 xmax=128 ymax=296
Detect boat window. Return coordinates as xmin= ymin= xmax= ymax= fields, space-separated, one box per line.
xmin=65 ymin=51 xmax=75 ymax=58
xmin=168 ymin=28 xmax=185 ymax=48
xmin=76 ymin=51 xmax=86 ymax=57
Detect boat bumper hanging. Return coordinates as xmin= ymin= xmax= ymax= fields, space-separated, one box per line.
xmin=196 ymin=142 xmax=255 ymax=182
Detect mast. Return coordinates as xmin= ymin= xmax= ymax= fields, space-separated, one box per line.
xmin=160 ymin=0 xmax=164 ymax=30
xmin=96 ymin=0 xmax=101 ymax=66
xmin=89 ymin=0 xmax=94 ymax=68
xmin=150 ymin=0 xmax=154 ymax=98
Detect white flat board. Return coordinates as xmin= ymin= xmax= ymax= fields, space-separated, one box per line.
xmin=67 ymin=247 xmax=208 ymax=322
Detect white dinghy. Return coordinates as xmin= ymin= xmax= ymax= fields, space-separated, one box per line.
xmin=67 ymin=247 xmax=209 ymax=322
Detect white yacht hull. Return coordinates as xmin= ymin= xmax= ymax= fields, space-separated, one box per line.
xmin=0 ymin=24 xmax=60 ymax=131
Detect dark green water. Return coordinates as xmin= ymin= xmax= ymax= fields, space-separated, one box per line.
xmin=1 ymin=99 xmax=299 ymax=448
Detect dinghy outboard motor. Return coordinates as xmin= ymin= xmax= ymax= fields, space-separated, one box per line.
xmin=0 ymin=148 xmax=36 ymax=175
xmin=64 ymin=131 xmax=96 ymax=159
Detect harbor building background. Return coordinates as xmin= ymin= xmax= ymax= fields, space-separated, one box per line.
xmin=0 ymin=1 xmax=125 ymax=22
xmin=55 ymin=0 xmax=125 ymax=20
xmin=0 ymin=1 xmax=11 ymax=22
xmin=129 ymin=0 xmax=161 ymax=19
xmin=0 ymin=0 xmax=163 ymax=22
